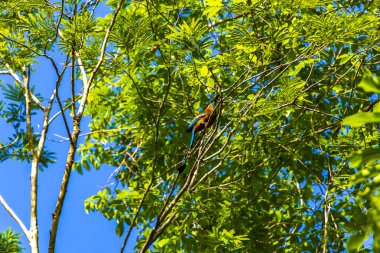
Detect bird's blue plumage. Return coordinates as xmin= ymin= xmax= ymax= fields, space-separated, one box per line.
xmin=189 ymin=128 xmax=196 ymax=148
xmin=187 ymin=113 xmax=206 ymax=132
xmin=187 ymin=119 xmax=199 ymax=132
xmin=187 ymin=114 xmax=206 ymax=132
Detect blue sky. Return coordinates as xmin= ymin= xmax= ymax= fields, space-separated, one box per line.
xmin=0 ymin=3 xmax=139 ymax=253
xmin=0 ymin=158 xmax=137 ymax=253
xmin=0 ymin=62 xmax=137 ymax=252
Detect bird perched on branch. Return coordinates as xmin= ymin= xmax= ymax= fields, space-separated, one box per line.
xmin=187 ymin=94 xmax=219 ymax=148
xmin=177 ymin=94 xmax=220 ymax=173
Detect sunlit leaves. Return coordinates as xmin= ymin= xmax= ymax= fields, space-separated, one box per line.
xmin=59 ymin=11 xmax=97 ymax=53
xmin=155 ymin=238 xmax=170 ymax=248
xmin=0 ymin=84 xmax=55 ymax=168
xmin=19 ymin=12 xmax=56 ymax=50
xmin=40 ymin=0 xmax=380 ymax=252
xmin=0 ymin=228 xmax=24 ymax=253
xmin=203 ymin=0 xmax=224 ymax=19
xmin=1 ymin=0 xmax=378 ymax=250
xmin=287 ymin=58 xmax=317 ymax=77
xmin=357 ymin=69 xmax=380 ymax=93
xmin=343 ymin=112 xmax=380 ymax=127
xmin=349 ymin=148 xmax=380 ymax=169
xmin=109 ymin=10 xmax=152 ymax=58
xmin=167 ymin=18 xmax=210 ymax=47
xmin=206 ymin=228 xmax=249 ymax=251
xmin=116 ymin=221 xmax=124 ymax=237
xmin=347 ymin=161 xmax=380 ymax=250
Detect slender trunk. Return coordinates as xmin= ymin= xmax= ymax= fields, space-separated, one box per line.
xmin=48 ymin=121 xmax=80 ymax=253
xmin=29 ymin=160 xmax=39 ymax=253
xmin=47 ymin=1 xmax=124 ymax=251
xmin=24 ymin=66 xmax=39 ymax=253
xmin=30 ymin=109 xmax=52 ymax=253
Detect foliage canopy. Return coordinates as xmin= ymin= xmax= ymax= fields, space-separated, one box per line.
xmin=1 ymin=0 xmax=380 ymax=252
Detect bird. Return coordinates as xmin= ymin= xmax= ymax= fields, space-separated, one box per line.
xmin=177 ymin=94 xmax=220 ymax=173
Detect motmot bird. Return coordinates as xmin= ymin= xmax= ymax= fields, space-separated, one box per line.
xmin=187 ymin=98 xmax=218 ymax=148
xmin=177 ymin=95 xmax=220 ymax=173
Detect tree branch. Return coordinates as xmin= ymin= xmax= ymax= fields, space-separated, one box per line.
xmin=0 ymin=195 xmax=30 ymax=239
xmin=22 ymin=65 xmax=40 ymax=253
xmin=48 ymin=1 xmax=126 ymax=252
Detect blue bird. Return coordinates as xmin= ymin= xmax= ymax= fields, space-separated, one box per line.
xmin=178 ymin=95 xmax=220 ymax=173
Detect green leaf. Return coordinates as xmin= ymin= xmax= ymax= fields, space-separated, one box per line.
xmin=342 ymin=112 xmax=380 ymax=127
xmin=200 ymin=65 xmax=208 ymax=76
xmin=116 ymin=222 xmax=124 ymax=237
xmin=346 ymin=232 xmax=367 ymax=252
xmin=358 ymin=69 xmax=380 ymax=93
xmin=156 ymin=238 xmax=170 ymax=247
xmin=349 ymin=148 xmax=380 ymax=168
xmin=337 ymin=53 xmax=352 ymax=65
xmin=203 ymin=6 xmax=223 ymax=18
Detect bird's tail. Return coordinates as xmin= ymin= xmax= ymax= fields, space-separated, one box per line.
xmin=177 ymin=148 xmax=191 ymax=174
xmin=177 ymin=158 xmax=187 ymax=174
xmin=178 ymin=128 xmax=196 ymax=173
xmin=189 ymin=128 xmax=196 ymax=148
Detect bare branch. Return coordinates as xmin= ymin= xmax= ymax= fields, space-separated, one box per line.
xmin=149 ymin=213 xmax=177 ymax=243
xmin=74 ymin=53 xmax=89 ymax=93
xmin=0 ymin=195 xmax=30 ymax=239
xmin=0 ymin=135 xmax=20 ymax=150
xmin=4 ymin=65 xmax=23 ymax=85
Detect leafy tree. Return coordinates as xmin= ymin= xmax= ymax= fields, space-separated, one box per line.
xmin=0 ymin=0 xmax=126 ymax=252
xmin=1 ymin=0 xmax=380 ymax=253
xmin=0 ymin=228 xmax=23 ymax=253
